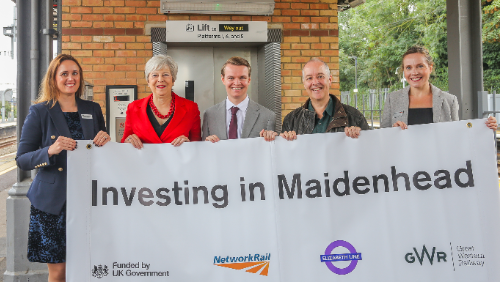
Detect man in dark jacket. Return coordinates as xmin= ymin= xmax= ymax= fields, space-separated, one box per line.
xmin=260 ymin=58 xmax=368 ymax=141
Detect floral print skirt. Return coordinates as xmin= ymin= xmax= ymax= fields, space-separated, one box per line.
xmin=27 ymin=205 xmax=66 ymax=263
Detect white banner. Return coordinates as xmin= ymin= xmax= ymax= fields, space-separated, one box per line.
xmin=67 ymin=119 xmax=500 ymax=281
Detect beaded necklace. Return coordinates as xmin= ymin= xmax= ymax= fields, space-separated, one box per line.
xmin=149 ymin=94 xmax=175 ymax=119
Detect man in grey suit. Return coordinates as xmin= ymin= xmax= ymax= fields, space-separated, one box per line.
xmin=202 ymin=56 xmax=276 ymax=142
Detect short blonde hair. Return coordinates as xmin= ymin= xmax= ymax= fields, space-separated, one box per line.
xmin=221 ymin=56 xmax=251 ymax=77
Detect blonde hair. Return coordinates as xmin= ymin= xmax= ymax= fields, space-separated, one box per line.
xmin=221 ymin=56 xmax=251 ymax=77
xmin=35 ymin=54 xmax=84 ymax=106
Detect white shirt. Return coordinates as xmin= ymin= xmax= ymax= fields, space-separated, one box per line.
xmin=226 ymin=96 xmax=249 ymax=139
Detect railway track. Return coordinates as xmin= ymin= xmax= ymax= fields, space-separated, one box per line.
xmin=0 ymin=135 xmax=16 ymax=151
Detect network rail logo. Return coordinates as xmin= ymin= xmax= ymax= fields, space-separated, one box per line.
xmin=321 ymin=240 xmax=362 ymax=275
xmin=214 ymin=253 xmax=271 ymax=276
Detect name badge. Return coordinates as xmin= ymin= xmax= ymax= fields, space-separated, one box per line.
xmin=393 ymin=111 xmax=404 ymax=119
xmin=81 ymin=114 xmax=93 ymax=119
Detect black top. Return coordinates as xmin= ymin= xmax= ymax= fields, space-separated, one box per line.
xmin=146 ymin=105 xmax=173 ymax=138
xmin=63 ymin=112 xmax=84 ymax=140
xmin=408 ymin=108 xmax=433 ymax=125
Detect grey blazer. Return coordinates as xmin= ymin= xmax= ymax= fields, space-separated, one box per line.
xmin=381 ymin=84 xmax=459 ymax=128
xmin=202 ymin=99 xmax=276 ymax=140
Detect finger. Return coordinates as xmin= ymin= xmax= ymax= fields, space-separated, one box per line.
xmin=266 ymin=132 xmax=276 ymax=141
xmin=259 ymin=129 xmax=265 ymax=137
xmin=174 ymin=139 xmax=185 ymax=146
xmin=101 ymin=135 xmax=110 ymax=145
xmin=172 ymin=137 xmax=183 ymax=146
xmin=283 ymin=132 xmax=291 ymax=141
xmin=352 ymin=129 xmax=360 ymax=138
xmin=134 ymin=140 xmax=141 ymax=149
xmin=93 ymin=131 xmax=103 ymax=144
xmin=129 ymin=137 xmax=140 ymax=149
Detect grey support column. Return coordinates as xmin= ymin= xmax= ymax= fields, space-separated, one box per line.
xmin=446 ymin=0 xmax=484 ymax=120
xmin=4 ymin=0 xmax=53 ymax=281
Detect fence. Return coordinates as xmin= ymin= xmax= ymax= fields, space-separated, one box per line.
xmin=340 ymin=88 xmax=389 ymax=129
xmin=479 ymin=90 xmax=500 ymax=122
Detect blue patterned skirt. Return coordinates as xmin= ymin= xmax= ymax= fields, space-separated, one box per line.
xmin=27 ymin=205 xmax=66 ymax=263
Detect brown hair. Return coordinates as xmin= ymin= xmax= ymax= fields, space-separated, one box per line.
xmin=35 ymin=54 xmax=85 ymax=106
xmin=221 ymin=56 xmax=251 ymax=77
xmin=401 ymin=45 xmax=434 ymax=71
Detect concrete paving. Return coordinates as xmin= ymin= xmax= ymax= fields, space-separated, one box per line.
xmin=0 ymin=152 xmax=17 ymax=282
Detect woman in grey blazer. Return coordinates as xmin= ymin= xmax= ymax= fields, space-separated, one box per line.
xmin=381 ymin=46 xmax=497 ymax=130
xmin=16 ymin=54 xmax=111 ymax=281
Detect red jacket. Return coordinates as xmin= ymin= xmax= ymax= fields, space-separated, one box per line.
xmin=121 ymin=93 xmax=201 ymax=143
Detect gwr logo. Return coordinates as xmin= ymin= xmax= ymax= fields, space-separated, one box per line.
xmin=405 ymin=245 xmax=447 ymax=265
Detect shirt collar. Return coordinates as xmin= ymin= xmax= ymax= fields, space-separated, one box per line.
xmin=308 ymin=96 xmax=334 ymax=117
xmin=226 ymin=96 xmax=249 ymax=113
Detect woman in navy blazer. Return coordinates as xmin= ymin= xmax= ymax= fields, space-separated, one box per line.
xmin=16 ymin=54 xmax=110 ymax=281
xmin=381 ymin=46 xmax=497 ymax=130
xmin=121 ymin=54 xmax=201 ymax=148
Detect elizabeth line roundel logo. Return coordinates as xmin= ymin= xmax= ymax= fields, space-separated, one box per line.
xmin=320 ymin=240 xmax=362 ymax=275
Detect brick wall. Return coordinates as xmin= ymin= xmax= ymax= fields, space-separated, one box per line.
xmin=61 ymin=0 xmax=339 ymax=119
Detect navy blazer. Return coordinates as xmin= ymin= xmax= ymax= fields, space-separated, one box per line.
xmin=16 ymin=98 xmax=106 ymax=215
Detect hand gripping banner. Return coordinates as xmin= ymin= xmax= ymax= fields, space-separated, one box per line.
xmin=67 ymin=119 xmax=500 ymax=281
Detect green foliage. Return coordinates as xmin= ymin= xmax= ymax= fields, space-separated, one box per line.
xmin=482 ymin=0 xmax=500 ymax=43
xmin=2 ymin=102 xmax=16 ymax=119
xmin=339 ymin=0 xmax=448 ymax=92
xmin=483 ymin=42 xmax=500 ymax=91
xmin=482 ymin=1 xmax=500 ymax=91
xmin=339 ymin=0 xmax=500 ymax=93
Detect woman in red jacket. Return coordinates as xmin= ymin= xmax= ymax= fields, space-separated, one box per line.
xmin=121 ymin=55 xmax=201 ymax=148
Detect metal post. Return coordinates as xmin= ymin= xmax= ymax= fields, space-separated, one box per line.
xmin=493 ymin=90 xmax=496 ymax=119
xmin=362 ymin=92 xmax=365 ymax=117
xmin=57 ymin=0 xmax=62 ymax=55
xmin=349 ymin=55 xmax=358 ymax=92
xmin=1 ymin=90 xmax=4 ymax=123
xmin=12 ymin=6 xmax=16 ymax=60
xmin=354 ymin=56 xmax=357 ymax=90
xmin=446 ymin=0 xmax=484 ymax=119
xmin=369 ymin=89 xmax=374 ymax=129
xmin=5 ymin=0 xmax=52 ymax=280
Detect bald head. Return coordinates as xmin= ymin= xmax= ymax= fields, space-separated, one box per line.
xmin=302 ymin=58 xmax=330 ymax=81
